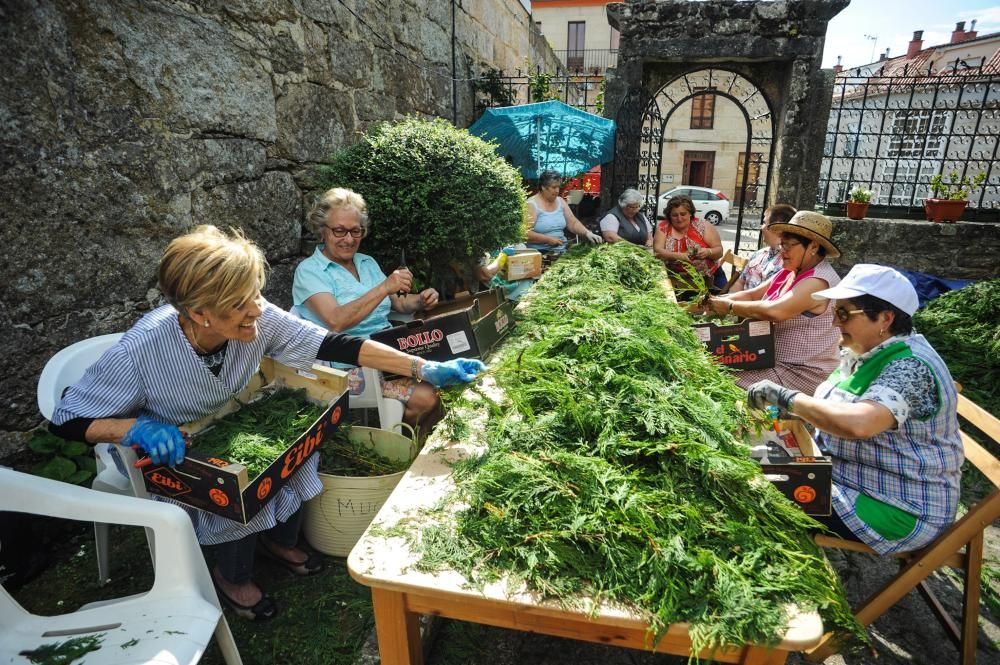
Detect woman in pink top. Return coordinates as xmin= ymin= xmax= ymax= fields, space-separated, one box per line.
xmin=705 ymin=211 xmax=842 ymax=394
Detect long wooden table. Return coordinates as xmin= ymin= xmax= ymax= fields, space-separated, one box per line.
xmin=347 ymin=388 xmax=825 ymax=665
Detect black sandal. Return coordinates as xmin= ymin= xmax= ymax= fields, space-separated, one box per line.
xmin=257 ymin=538 xmax=324 ymax=576
xmin=212 ymin=575 xmax=277 ymax=621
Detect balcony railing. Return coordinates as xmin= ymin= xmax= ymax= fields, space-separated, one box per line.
xmin=553 ymin=49 xmax=618 ymax=75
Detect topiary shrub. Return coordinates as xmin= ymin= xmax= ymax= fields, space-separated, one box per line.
xmin=318 ymin=117 xmax=526 ymax=296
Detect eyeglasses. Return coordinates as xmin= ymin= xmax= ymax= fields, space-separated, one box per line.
xmin=833 ymin=306 xmax=866 ymax=322
xmin=325 ymin=226 xmax=365 ymax=238
xmin=778 ymin=240 xmax=801 ymax=251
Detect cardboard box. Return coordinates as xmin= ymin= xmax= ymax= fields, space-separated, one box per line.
xmin=750 ymin=419 xmax=831 ymax=516
xmin=692 ymin=317 xmax=775 ymax=370
xmin=371 ymin=287 xmax=515 ymax=370
xmin=140 ymin=359 xmax=349 ymax=524
xmin=499 ymin=249 xmax=543 ymax=281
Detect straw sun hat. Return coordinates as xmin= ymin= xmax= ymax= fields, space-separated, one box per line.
xmin=767 ymin=210 xmax=841 ymax=259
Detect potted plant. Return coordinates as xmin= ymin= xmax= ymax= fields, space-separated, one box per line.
xmin=846 ymin=186 xmax=872 ymax=220
xmin=925 ymin=170 xmax=987 ymax=222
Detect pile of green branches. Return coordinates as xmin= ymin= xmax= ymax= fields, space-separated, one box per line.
xmin=193 ymin=388 xmax=410 ymax=478
xmin=317 ymin=425 xmax=411 ymax=477
xmin=415 ymin=242 xmax=861 ymax=656
xmin=914 ymin=279 xmax=1000 ymax=417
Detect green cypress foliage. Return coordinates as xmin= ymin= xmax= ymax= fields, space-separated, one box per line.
xmin=320 ymin=118 xmax=526 ymax=293
xmin=414 ymin=243 xmax=863 ymax=656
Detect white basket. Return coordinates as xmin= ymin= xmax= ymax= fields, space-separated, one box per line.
xmin=303 ymin=424 xmax=416 ymax=557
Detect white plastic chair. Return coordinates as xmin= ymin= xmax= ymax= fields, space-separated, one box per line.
xmin=36 ymin=333 xmax=150 ymax=584
xmin=0 ymin=467 xmax=242 ymax=665
xmin=348 ymin=366 xmax=406 ymax=433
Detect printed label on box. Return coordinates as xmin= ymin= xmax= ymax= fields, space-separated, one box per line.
xmin=695 ymin=327 xmax=711 ymax=341
xmin=748 ymin=321 xmax=770 ymax=336
xmin=447 ymin=331 xmax=471 ymax=353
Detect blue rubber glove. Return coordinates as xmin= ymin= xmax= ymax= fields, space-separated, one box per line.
xmin=123 ymin=416 xmax=187 ymax=466
xmin=746 ymin=380 xmax=800 ymax=414
xmin=420 ymin=358 xmax=487 ymax=387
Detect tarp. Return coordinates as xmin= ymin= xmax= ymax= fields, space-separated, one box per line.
xmin=894 ymin=268 xmax=972 ymax=309
xmin=468 ymin=101 xmax=615 ymax=180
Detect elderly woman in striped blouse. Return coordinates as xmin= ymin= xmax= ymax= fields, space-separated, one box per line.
xmin=49 ymin=225 xmax=484 ymax=622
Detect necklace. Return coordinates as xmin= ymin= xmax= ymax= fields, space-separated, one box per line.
xmin=184 ymin=319 xmax=212 ymax=355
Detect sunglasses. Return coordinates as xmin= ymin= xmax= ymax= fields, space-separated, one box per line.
xmin=325 ymin=226 xmax=366 ymax=238
xmin=833 ymin=306 xmax=866 ymax=322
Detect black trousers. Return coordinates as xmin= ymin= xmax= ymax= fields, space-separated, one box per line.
xmin=215 ymin=508 xmax=304 ymax=584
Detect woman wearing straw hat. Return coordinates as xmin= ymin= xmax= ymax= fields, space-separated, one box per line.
xmin=706 ymin=211 xmax=842 ymax=394
xmin=743 ymin=264 xmax=962 ymax=554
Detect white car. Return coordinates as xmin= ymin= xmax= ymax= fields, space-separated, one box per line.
xmin=656 ymin=186 xmax=731 ymax=225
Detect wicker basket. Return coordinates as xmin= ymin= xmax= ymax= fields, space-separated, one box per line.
xmin=303 ymin=424 xmax=416 ymax=557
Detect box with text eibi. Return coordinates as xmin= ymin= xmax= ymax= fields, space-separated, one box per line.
xmin=140 ymin=358 xmax=349 ymax=524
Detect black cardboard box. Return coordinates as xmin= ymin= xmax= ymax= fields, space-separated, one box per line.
xmin=692 ymin=317 xmax=775 ymax=370
xmin=140 ymin=359 xmax=349 ymax=524
xmin=750 ymin=419 xmax=832 ymax=516
xmin=371 ymin=287 xmax=515 ymax=369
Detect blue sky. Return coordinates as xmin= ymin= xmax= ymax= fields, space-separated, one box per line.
xmin=822 ymin=1 xmax=1000 ymax=68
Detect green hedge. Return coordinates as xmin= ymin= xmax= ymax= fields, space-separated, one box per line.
xmin=319 ymin=118 xmax=525 ymax=294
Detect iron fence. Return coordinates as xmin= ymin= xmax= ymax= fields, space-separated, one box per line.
xmin=818 ymin=60 xmax=1000 ymax=222
xmin=474 ymin=69 xmax=605 ymax=116
xmin=551 ymin=48 xmax=618 ymax=75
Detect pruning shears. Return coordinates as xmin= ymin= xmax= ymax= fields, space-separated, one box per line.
xmin=396 ymin=249 xmax=407 ymax=297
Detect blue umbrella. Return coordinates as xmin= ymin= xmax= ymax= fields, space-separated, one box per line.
xmin=468 ymin=100 xmax=616 ymax=180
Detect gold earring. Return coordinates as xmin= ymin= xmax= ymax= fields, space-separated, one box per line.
xmin=879 ymin=329 xmax=886 ymax=337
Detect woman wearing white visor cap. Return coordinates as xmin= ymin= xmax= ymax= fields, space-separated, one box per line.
xmin=745 ymin=264 xmax=963 ymax=555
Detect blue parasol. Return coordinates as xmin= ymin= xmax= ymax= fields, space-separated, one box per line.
xmin=468 ymin=100 xmax=616 ymax=180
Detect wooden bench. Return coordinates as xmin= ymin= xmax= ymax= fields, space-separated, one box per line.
xmin=806 ymin=390 xmax=1000 ymax=664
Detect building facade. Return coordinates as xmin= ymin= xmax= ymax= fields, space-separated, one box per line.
xmin=819 ymin=21 xmax=1000 ymax=218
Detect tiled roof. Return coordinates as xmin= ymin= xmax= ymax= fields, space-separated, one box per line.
xmin=833 ymin=32 xmax=1000 ymax=100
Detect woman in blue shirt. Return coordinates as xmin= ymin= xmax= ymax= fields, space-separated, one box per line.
xmin=293 ymin=188 xmax=443 ymax=430
xmin=526 ymin=170 xmax=603 ymax=253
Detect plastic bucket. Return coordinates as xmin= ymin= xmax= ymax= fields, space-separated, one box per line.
xmin=303 ymin=424 xmax=416 ymax=557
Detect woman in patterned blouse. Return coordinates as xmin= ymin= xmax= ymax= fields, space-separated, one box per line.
xmin=50 ymin=225 xmax=484 ymax=621
xmin=728 ymin=203 xmax=795 ymax=293
xmin=745 ymin=264 xmax=963 ymax=555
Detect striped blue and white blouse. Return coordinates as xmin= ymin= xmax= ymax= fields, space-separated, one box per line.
xmin=52 ymin=299 xmax=334 ymax=545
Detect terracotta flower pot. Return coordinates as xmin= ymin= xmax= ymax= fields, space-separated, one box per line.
xmin=924 ymin=198 xmax=968 ymax=223
xmin=846 ymin=201 xmax=869 ymax=220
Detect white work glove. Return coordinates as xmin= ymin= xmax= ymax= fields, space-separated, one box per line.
xmin=584 ymin=230 xmax=603 ymax=244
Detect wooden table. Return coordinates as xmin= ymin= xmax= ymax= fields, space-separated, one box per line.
xmin=347 ymin=391 xmax=825 ymax=665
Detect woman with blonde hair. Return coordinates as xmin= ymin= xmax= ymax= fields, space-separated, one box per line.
xmin=50 ymin=225 xmax=483 ymax=621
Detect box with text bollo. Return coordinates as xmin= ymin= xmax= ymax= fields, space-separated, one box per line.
xmin=140 ymin=358 xmax=349 ymax=524
xmin=370 ymin=287 xmax=515 ymax=374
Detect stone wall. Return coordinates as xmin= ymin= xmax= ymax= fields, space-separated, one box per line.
xmin=0 ymin=0 xmax=558 ymax=453
xmin=830 ymin=218 xmax=1000 ymax=280
xmin=604 ymin=0 xmax=847 ymax=211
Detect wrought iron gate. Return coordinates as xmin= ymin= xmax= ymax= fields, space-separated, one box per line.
xmin=614 ymin=68 xmax=776 ymax=257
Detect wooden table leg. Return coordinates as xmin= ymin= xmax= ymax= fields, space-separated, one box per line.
xmin=371 ymin=588 xmax=424 ymax=665
xmin=741 ymin=645 xmax=787 ymax=664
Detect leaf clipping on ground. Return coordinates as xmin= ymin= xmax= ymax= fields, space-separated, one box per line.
xmin=408 ymin=242 xmax=863 ymax=659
